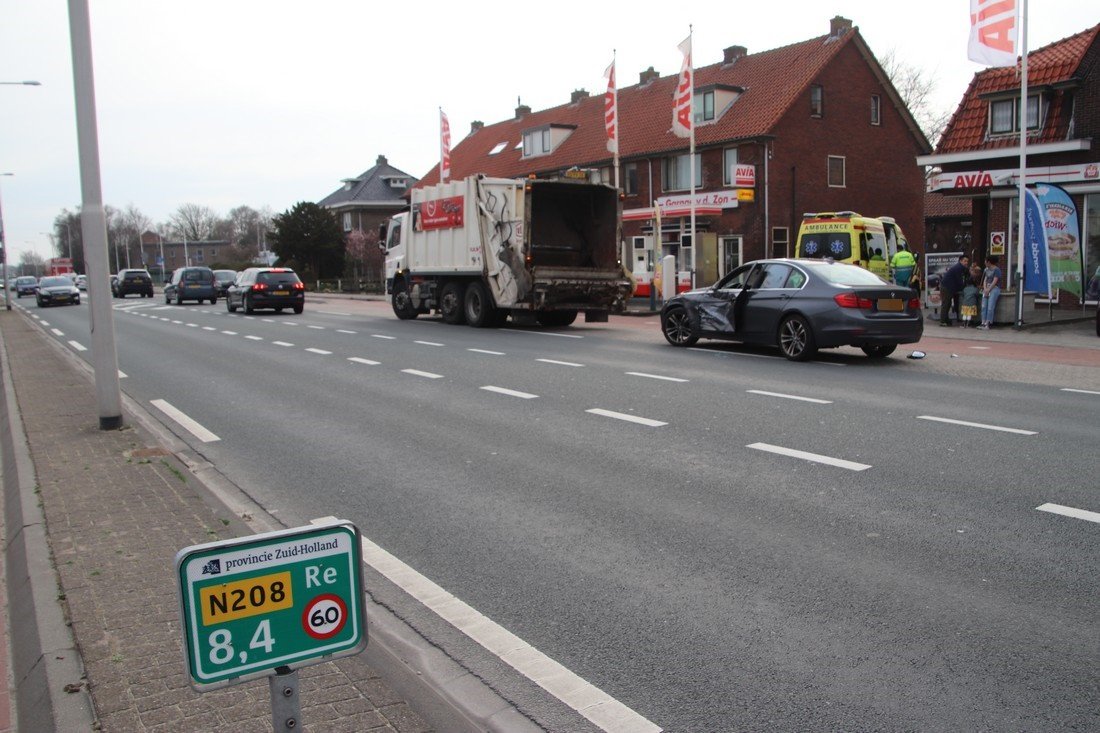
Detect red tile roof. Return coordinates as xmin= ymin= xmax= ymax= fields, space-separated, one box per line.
xmin=419 ymin=31 xmax=858 ymax=187
xmin=937 ymin=24 xmax=1099 ymax=154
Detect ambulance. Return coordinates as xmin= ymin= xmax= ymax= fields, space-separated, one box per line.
xmin=795 ymin=212 xmax=910 ymax=281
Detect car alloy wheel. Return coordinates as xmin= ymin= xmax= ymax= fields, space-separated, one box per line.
xmin=662 ymin=308 xmax=698 ymax=346
xmin=779 ymin=315 xmax=816 ymax=361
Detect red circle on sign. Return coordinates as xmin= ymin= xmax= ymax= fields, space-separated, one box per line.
xmin=302 ymin=594 xmax=348 ymax=640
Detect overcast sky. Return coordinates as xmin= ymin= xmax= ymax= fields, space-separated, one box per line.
xmin=1 ymin=1 xmax=1095 ymax=266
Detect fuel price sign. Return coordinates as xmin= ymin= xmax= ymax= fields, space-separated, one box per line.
xmin=175 ymin=520 xmax=367 ymax=690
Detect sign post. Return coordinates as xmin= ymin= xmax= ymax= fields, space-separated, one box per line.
xmin=176 ymin=520 xmax=367 ymax=728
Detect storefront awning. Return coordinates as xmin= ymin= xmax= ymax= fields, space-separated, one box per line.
xmin=623 ymin=205 xmax=723 ymax=221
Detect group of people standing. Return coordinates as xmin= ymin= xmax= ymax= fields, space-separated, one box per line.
xmin=938 ymin=254 xmax=1003 ymax=329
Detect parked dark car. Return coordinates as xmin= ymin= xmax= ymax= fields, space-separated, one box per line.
xmin=660 ymin=258 xmax=924 ymax=361
xmin=213 ymin=269 xmax=237 ymax=297
xmin=226 ymin=267 xmax=305 ymax=314
xmin=35 ymin=276 xmax=81 ymax=307
xmin=113 ymin=268 xmax=154 ymax=298
xmin=164 ymin=266 xmax=217 ymax=304
xmin=14 ymin=276 xmax=38 ymax=298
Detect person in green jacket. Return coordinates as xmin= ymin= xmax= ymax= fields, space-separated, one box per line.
xmin=891 ymin=243 xmax=917 ymax=287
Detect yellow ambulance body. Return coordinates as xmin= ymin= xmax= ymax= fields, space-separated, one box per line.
xmin=795 ymin=212 xmax=909 ymax=280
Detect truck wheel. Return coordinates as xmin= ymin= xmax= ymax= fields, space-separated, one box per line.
xmin=463 ymin=281 xmax=496 ymax=328
xmin=537 ymin=310 xmax=578 ymax=328
xmin=439 ymin=282 xmax=467 ymax=324
xmin=391 ymin=279 xmax=419 ymax=320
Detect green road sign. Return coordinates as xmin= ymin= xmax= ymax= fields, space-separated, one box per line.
xmin=175 ymin=519 xmax=367 ymax=690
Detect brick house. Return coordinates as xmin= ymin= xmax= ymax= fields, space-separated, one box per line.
xmin=418 ymin=17 xmax=930 ymax=289
xmin=919 ymin=23 xmax=1100 ymax=307
xmin=137 ymin=231 xmax=230 ymax=281
xmin=319 ymin=155 xmax=417 ymax=283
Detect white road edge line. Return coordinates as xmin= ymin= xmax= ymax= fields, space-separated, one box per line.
xmin=67 ymin=340 xmax=87 ymax=352
xmin=348 ymin=357 xmax=380 ymax=365
xmin=746 ymin=389 xmax=832 ymax=404
xmin=308 ymin=517 xmax=661 ymax=733
xmin=402 ymin=369 xmax=443 ymax=379
xmin=537 ymin=358 xmax=584 ymax=367
xmin=481 ymin=385 xmax=539 ymax=399
xmin=1061 ymin=387 xmax=1100 ymax=396
xmin=747 ymin=442 xmax=871 ymax=471
xmin=150 ymin=399 xmax=220 ymax=443
xmin=916 ymin=415 xmax=1037 ymax=435
xmin=626 ymin=371 xmax=688 ymax=383
xmin=586 ymin=408 xmax=666 ymax=427
xmin=1036 ymin=502 xmax=1100 ymax=524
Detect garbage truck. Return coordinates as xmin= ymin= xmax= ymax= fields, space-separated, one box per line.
xmin=380 ymin=173 xmax=632 ymax=327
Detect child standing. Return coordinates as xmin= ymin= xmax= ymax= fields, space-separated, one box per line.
xmin=960 ymin=276 xmax=980 ymax=328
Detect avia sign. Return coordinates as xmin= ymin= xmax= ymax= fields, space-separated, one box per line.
xmin=928 ymin=162 xmax=1100 ymax=191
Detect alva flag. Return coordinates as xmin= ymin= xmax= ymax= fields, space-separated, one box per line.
xmin=672 ymin=35 xmax=693 ymax=138
xmin=968 ymin=0 xmax=1018 ymax=67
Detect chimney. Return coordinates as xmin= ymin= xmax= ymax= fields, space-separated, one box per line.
xmin=570 ymin=89 xmax=590 ymax=104
xmin=723 ymin=45 xmax=747 ymax=64
xmin=830 ymin=16 xmax=852 ymax=37
xmin=376 ymin=154 xmax=388 ymax=166
xmin=469 ymin=120 xmax=484 ymax=134
xmin=515 ymin=101 xmax=531 ymax=119
xmin=638 ymin=66 xmax=659 ymax=85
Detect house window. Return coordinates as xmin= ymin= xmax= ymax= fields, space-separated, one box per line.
xmin=195 ymin=250 xmax=204 ymax=263
xmin=772 ymin=227 xmax=790 ymax=258
xmin=663 ymin=153 xmax=702 ymax=191
xmin=990 ymin=95 xmax=1042 ymax=135
xmin=694 ymin=90 xmax=715 ymax=122
xmin=522 ymin=128 xmax=553 ymax=158
xmin=827 ymin=156 xmax=846 ymax=187
xmin=723 ymin=147 xmax=738 ymax=186
xmin=810 ymin=85 xmax=824 ymax=117
xmin=342 ymin=212 xmax=352 ymax=232
xmin=388 ymin=178 xmax=407 ymax=188
xmin=624 ymin=162 xmax=638 ymax=195
xmin=870 ymin=94 xmax=881 ymax=126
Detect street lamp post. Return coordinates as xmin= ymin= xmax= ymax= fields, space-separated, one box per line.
xmin=0 ymin=173 xmax=13 ymax=311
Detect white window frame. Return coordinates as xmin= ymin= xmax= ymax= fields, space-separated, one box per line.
xmin=870 ymin=94 xmax=881 ymax=126
xmin=990 ymin=95 xmax=1042 ymax=135
xmin=342 ymin=212 xmax=352 ymax=232
xmin=827 ymin=155 xmax=846 ymax=188
xmin=624 ymin=162 xmax=638 ymax=195
xmin=663 ymin=153 xmax=702 ymax=192
xmin=810 ymin=84 xmax=824 ymax=118
xmin=722 ymin=147 xmax=739 ymax=186
xmin=772 ymin=227 xmax=790 ymax=258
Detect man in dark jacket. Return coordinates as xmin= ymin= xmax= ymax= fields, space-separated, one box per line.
xmin=939 ymin=255 xmax=970 ymax=326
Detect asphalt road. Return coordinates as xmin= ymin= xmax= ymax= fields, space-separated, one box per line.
xmin=22 ymin=296 xmax=1100 ymax=732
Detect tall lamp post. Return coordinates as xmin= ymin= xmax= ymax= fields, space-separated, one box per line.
xmin=0 ymin=173 xmax=13 ymax=311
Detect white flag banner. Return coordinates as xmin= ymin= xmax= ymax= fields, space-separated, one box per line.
xmin=604 ymin=60 xmax=618 ymax=154
xmin=672 ymin=35 xmax=693 ymax=139
xmin=439 ymin=109 xmax=452 ymax=183
xmin=968 ymin=0 xmax=1019 ymax=67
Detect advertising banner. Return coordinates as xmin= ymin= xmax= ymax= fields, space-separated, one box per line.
xmin=924 ymin=252 xmax=963 ymax=308
xmin=414 ymin=195 xmax=464 ymax=231
xmin=1035 ymin=184 xmax=1082 ymax=298
xmin=1022 ymin=188 xmax=1051 ymax=297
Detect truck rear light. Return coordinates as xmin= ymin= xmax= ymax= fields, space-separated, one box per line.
xmin=834 ymin=292 xmax=872 ymax=309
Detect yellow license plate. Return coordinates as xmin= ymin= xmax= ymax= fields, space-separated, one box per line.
xmin=273 ymin=290 xmax=289 ymax=296
xmin=877 ymin=298 xmax=904 ymax=311
xmin=200 ymin=570 xmax=293 ymax=624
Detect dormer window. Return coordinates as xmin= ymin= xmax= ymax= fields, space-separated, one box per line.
xmin=989 ymin=94 xmax=1042 ymax=135
xmin=387 ymin=177 xmax=407 ymax=189
xmin=521 ymin=124 xmax=576 ymax=158
xmin=693 ymin=84 xmax=743 ymax=125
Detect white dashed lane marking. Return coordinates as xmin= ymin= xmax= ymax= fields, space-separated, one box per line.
xmin=481 ymin=385 xmax=538 ymax=399
xmin=537 ymin=358 xmax=584 ymax=367
xmin=747 ymin=442 xmax=871 ymax=471
xmin=469 ymin=348 xmax=505 ymax=355
xmin=68 ymin=340 xmax=87 ymax=352
xmin=402 ymin=369 xmax=443 ymax=379
xmin=348 ymin=357 xmax=380 ymax=366
xmin=747 ymin=389 xmax=832 ymax=404
xmin=150 ymin=399 xmax=220 ymax=443
xmin=1061 ymin=387 xmax=1100 ymax=396
xmin=586 ymin=409 xmax=666 ymax=427
xmin=305 ymin=348 xmax=332 ymax=355
xmin=1036 ymin=503 xmax=1100 ymax=524
xmin=626 ymin=371 xmax=688 ymax=383
xmin=917 ymin=415 xmax=1036 ymax=435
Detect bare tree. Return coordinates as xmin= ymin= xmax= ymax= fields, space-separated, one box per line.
xmin=168 ymin=203 xmax=220 ymax=241
xmin=19 ymin=250 xmax=46 ymax=277
xmin=117 ymin=204 xmax=153 ymax=269
xmin=879 ymin=50 xmax=953 ymax=147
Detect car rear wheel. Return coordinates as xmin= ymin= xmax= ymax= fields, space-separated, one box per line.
xmin=439 ymin=282 xmax=466 ymax=325
xmin=391 ymin=279 xmax=418 ymax=320
xmin=778 ymin=315 xmax=817 ymax=361
xmin=463 ymin=281 xmax=496 ymax=328
xmin=861 ymin=343 xmax=898 ymax=359
xmin=226 ymin=296 xmax=237 ymax=313
xmin=293 ymin=305 xmax=304 ymax=314
xmin=662 ymin=307 xmax=698 ymax=346
xmin=244 ymin=295 xmax=255 ymax=314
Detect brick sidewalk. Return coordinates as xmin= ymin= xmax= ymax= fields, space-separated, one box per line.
xmin=0 ymin=312 xmax=430 ymax=732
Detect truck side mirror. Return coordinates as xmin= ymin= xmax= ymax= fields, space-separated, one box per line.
xmin=378 ymin=222 xmax=387 ymax=244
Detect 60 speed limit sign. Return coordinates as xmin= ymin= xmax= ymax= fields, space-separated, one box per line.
xmin=176 ymin=520 xmax=367 ymax=690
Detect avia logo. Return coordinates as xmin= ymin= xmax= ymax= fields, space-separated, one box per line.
xmin=954 ymin=172 xmax=994 ymax=188
xmin=1086 ymin=164 xmax=1099 ymax=179
xmin=200 ymin=559 xmax=221 ymax=575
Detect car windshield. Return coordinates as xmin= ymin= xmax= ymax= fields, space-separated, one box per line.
xmin=16 ymin=277 xmax=36 ymax=284
xmin=800 ymin=261 xmax=891 ymax=286
xmin=214 ymin=270 xmax=236 ymax=281
xmin=257 ymin=271 xmax=300 ymax=287
xmin=39 ymin=277 xmax=73 ymax=288
xmin=123 ymin=271 xmax=149 ymax=279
